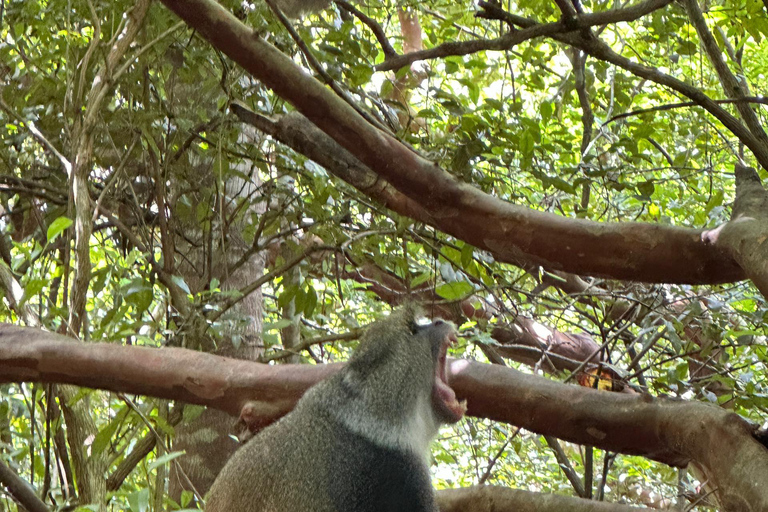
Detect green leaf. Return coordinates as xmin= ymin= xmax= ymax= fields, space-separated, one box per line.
xmin=124 ymin=279 xmax=153 ymax=314
xmin=180 ymin=490 xmax=194 ymax=508
xmin=550 ymin=177 xmax=576 ymax=194
xmin=171 ymin=275 xmax=191 ymax=295
xmin=46 ymin=216 xmax=73 ymax=242
xmin=435 ymin=281 xmax=474 ymax=300
xmin=127 ymin=488 xmax=149 ymax=512
xmin=637 ymin=180 xmax=655 ymax=199
xmin=278 ymin=284 xmax=299 ymax=308
xmin=539 ymin=101 xmax=553 ymax=121
xmin=264 ymin=319 xmax=295 ymax=331
xmin=460 ymin=244 xmax=474 ymax=268
xmin=704 ymin=189 xmax=724 ymax=214
xmin=303 ymin=286 xmax=317 ymax=317
xmin=148 ymin=450 xmax=186 ymax=472
xmin=411 ymin=271 xmax=433 ymax=287
xmin=92 ymin=416 xmax=122 ymax=456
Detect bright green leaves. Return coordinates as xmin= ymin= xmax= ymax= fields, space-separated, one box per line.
xmin=46 ymin=216 xmax=73 ymax=243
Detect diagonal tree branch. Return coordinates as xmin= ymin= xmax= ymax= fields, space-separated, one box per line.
xmin=392 ymin=0 xmax=768 ymax=171
xmin=158 ymin=0 xmax=746 ymax=288
xmin=0 ymin=460 xmax=50 ymax=512
xmin=680 ymin=0 xmax=768 ymax=146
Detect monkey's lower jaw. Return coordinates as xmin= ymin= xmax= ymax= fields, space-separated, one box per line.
xmin=433 ymin=333 xmax=467 ymax=423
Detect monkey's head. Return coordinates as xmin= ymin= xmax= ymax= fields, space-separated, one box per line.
xmin=343 ymin=306 xmax=467 ymax=428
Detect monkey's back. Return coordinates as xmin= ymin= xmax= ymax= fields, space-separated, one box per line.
xmin=206 ymin=390 xmax=437 ymax=511
xmin=205 ymin=401 xmax=335 ymax=512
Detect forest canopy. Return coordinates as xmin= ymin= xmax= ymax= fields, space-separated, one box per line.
xmin=1 ymin=0 xmax=768 ymax=510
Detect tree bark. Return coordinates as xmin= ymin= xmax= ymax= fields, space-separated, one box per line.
xmin=159 ymin=0 xmax=745 ymax=287
xmin=436 ymin=486 xmax=648 ymax=512
xmin=702 ymin=165 xmax=768 ymax=297
xmin=2 ymin=324 xmax=768 ymax=511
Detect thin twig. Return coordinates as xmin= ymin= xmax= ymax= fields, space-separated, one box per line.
xmin=265 ymin=0 xmax=392 ymax=134
xmin=336 ymin=0 xmax=396 ymax=57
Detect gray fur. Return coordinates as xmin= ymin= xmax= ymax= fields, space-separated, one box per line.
xmin=206 ymin=307 xmax=459 ymax=512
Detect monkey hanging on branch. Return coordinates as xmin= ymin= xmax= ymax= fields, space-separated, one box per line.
xmin=206 ymin=306 xmax=467 ymax=511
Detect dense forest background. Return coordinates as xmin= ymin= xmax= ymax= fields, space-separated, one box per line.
xmin=1 ymin=0 xmax=768 ymax=510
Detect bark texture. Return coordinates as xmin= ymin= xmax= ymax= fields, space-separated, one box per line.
xmin=160 ymin=0 xmax=744 ymax=286
xmin=3 ymin=324 xmax=768 ymax=511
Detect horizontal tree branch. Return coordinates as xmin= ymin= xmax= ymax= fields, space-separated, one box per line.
xmin=2 ymin=323 xmax=768 ymax=512
xmin=436 ymin=486 xmax=647 ymax=512
xmin=603 ymin=96 xmax=768 ymax=127
xmin=376 ymin=0 xmax=673 ymax=72
xmin=386 ymin=0 xmax=768 ymax=171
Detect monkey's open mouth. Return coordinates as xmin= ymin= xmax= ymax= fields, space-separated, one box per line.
xmin=433 ymin=333 xmax=467 ymax=423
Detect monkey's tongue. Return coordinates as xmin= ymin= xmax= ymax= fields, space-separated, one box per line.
xmin=434 ymin=337 xmax=467 ymax=422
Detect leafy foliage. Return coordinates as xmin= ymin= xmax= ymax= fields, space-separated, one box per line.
xmin=1 ymin=0 xmax=767 ymax=509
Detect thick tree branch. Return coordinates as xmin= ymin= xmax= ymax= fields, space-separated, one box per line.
xmin=702 ymin=165 xmax=768 ymax=297
xmin=0 ymin=459 xmax=50 ymax=512
xmin=161 ymin=0 xmax=746 ymax=287
xmin=3 ymin=323 xmax=768 ymax=512
xmin=436 ymin=486 xmax=646 ymax=512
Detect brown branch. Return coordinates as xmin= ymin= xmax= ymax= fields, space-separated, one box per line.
xmin=0 ymin=459 xmax=50 ymax=512
xmin=701 ymin=164 xmax=768 ymax=297
xmin=230 ymin=105 xmax=433 ymax=222
xmin=96 ymin=205 xmax=190 ymax=315
xmin=106 ymin=433 xmax=156 ymax=492
xmin=0 ymin=97 xmax=72 ymax=174
xmin=265 ymin=0 xmax=386 ymax=133
xmin=105 ymin=406 xmax=182 ymax=491
xmin=161 ymin=0 xmax=746 ymax=288
xmin=448 ymin=1 xmax=768 ymax=170
xmin=681 ymin=0 xmax=768 ymax=146
xmin=335 ymin=0 xmax=396 ymax=58
xmin=544 ymin=436 xmax=586 ymax=497
xmin=209 ymin=244 xmax=339 ymax=322
xmin=376 ymin=19 xmax=570 ymax=72
xmin=571 ymin=48 xmax=593 ymax=157
xmin=258 ymin=328 xmax=363 ymax=362
xmin=378 ymin=0 xmax=672 ymax=72
xmin=233 ymin=107 xmax=743 ymax=292
xmin=4 ymin=323 xmax=768 ymax=509
xmin=436 ymin=486 xmax=646 ymax=512
xmin=68 ymin=0 xmax=151 ymax=336
xmin=544 ymin=9 xmax=768 ymax=168
xmin=553 ymin=0 xmax=580 ymax=19
xmin=604 ymin=96 xmax=768 ymax=126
